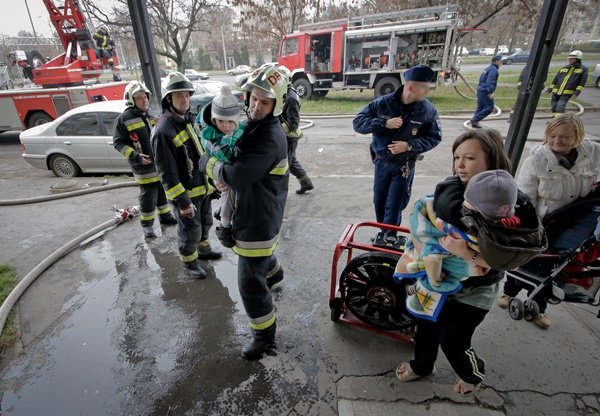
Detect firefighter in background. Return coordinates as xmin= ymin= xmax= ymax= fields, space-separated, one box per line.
xmin=152 ymin=72 xmax=222 ymax=279
xmin=546 ymin=50 xmax=588 ymax=117
xmin=200 ymin=66 xmax=289 ymax=359
xmin=353 ymin=65 xmax=442 ymax=249
xmin=278 ymin=65 xmax=314 ymax=195
xmin=509 ymin=65 xmax=528 ymax=121
xmin=470 ymin=55 xmax=502 ymax=129
xmin=113 ymin=82 xmax=176 ymax=238
xmin=93 ymin=25 xmax=115 ymax=66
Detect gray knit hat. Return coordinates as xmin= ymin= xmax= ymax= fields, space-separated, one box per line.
xmin=464 ymin=170 xmax=518 ymax=221
xmin=212 ymin=84 xmax=240 ymax=126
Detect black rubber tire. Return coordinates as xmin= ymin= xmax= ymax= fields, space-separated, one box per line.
xmin=524 ymin=300 xmax=540 ymax=322
xmin=27 ymin=111 xmax=53 ymax=128
xmin=330 ymin=297 xmax=343 ymax=322
xmin=504 ymin=59 xmax=513 ymax=65
xmin=508 ymin=298 xmax=524 ymax=320
xmin=27 ymin=49 xmax=46 ymax=68
xmin=293 ymin=78 xmax=313 ymax=100
xmin=374 ymin=76 xmax=401 ymax=98
xmin=596 ymin=77 xmax=600 ymax=88
xmin=339 ymin=251 xmax=415 ymax=330
xmin=49 ymin=154 xmax=82 ymax=178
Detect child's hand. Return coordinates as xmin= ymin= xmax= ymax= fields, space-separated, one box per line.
xmin=439 ymin=235 xmax=468 ymax=258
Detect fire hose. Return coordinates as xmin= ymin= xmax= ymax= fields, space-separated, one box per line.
xmin=0 ymin=206 xmax=139 ymax=336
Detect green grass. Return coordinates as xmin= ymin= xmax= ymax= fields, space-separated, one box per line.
xmin=460 ymin=52 xmax=600 ymax=64
xmin=0 ymin=264 xmax=18 ymax=355
xmin=299 ymin=84 xmax=573 ymax=115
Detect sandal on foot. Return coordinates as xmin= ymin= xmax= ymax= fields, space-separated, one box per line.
xmin=453 ymin=378 xmax=481 ymax=396
xmin=396 ymin=362 xmax=434 ymax=382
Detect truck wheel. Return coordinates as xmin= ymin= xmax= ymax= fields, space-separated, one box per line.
xmin=49 ymin=154 xmax=82 ymax=178
xmin=27 ymin=49 xmax=46 ymax=68
xmin=375 ymin=77 xmax=401 ymax=98
xmin=27 ymin=112 xmax=53 ymax=128
xmin=293 ymin=78 xmax=313 ymax=100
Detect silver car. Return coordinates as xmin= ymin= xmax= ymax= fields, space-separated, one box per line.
xmin=20 ymin=100 xmax=132 ymax=177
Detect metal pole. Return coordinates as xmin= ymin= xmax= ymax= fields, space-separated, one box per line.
xmin=24 ymin=0 xmax=39 ymax=44
xmin=504 ymin=0 xmax=570 ymax=174
xmin=127 ymin=0 xmax=163 ymax=112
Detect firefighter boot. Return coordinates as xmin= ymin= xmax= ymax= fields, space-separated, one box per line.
xmin=197 ymin=240 xmax=223 ymax=260
xmin=159 ymin=213 xmax=178 ymax=226
xmin=267 ymin=263 xmax=284 ymax=289
xmin=184 ymin=260 xmax=207 ymax=279
xmin=296 ymin=176 xmax=314 ymax=194
xmin=241 ymin=322 xmax=276 ymax=360
xmin=215 ymin=226 xmax=235 ymax=248
xmin=142 ymin=226 xmax=157 ymax=238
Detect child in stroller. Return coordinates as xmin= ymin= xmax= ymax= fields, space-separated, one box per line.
xmin=504 ymin=191 xmax=600 ymax=321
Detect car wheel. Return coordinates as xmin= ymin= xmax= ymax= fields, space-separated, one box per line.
xmin=596 ymin=77 xmax=600 ymax=88
xmin=505 ymin=59 xmax=513 ymax=65
xmin=49 ymin=154 xmax=82 ymax=178
xmin=228 ymin=71 xmax=233 ymax=76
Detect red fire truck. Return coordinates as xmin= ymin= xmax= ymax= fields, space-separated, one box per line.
xmin=0 ymin=82 xmax=127 ymax=131
xmin=278 ymin=5 xmax=460 ymax=99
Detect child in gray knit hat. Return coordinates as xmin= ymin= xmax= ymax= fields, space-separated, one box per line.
xmin=395 ymin=170 xmax=521 ymax=296
xmin=195 ymin=84 xmax=245 ymax=248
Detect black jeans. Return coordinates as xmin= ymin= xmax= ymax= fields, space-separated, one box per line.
xmin=410 ymin=300 xmax=489 ymax=385
xmin=286 ymin=137 xmax=307 ymax=179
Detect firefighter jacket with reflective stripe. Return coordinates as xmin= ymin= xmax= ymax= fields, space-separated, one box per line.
xmin=152 ymin=110 xmax=214 ymax=209
xmin=549 ymin=63 xmax=588 ymax=96
xmin=93 ymin=32 xmax=111 ymax=49
xmin=280 ymin=86 xmax=302 ymax=139
xmin=201 ymin=116 xmax=289 ymax=257
xmin=353 ymin=84 xmax=442 ymax=161
xmin=113 ymin=106 xmax=159 ymax=185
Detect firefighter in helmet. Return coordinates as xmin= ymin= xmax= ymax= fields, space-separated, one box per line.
xmin=93 ymin=25 xmax=116 ymax=65
xmin=200 ymin=65 xmax=289 ymax=359
xmin=152 ymin=72 xmax=222 ymax=279
xmin=113 ymin=82 xmax=177 ymax=238
xmin=278 ymin=65 xmax=314 ymax=195
xmin=546 ymin=50 xmax=588 ymax=116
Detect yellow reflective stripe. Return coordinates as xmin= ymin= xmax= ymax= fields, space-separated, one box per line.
xmin=233 ymin=236 xmax=279 ymax=258
xmin=135 ymin=176 xmax=160 ymax=185
xmin=573 ymin=68 xmax=583 ymax=74
xmin=123 ymin=147 xmax=134 ymax=158
xmin=173 ymin=130 xmax=190 ymax=147
xmin=157 ymin=205 xmax=171 ymax=214
xmin=562 ymin=89 xmax=575 ymax=95
xmin=166 ymin=183 xmax=186 ymax=200
xmin=140 ymin=213 xmax=155 ymax=221
xmin=266 ymin=261 xmax=281 ymax=278
xmin=188 ymin=185 xmax=208 ymax=199
xmin=126 ymin=121 xmax=145 ymax=131
xmin=180 ymin=251 xmax=198 ymax=263
xmin=576 ymin=85 xmax=584 ymax=91
xmin=249 ymin=313 xmax=276 ymax=330
xmin=269 ymin=158 xmax=289 ymax=176
xmin=187 ymin=125 xmax=204 ymax=155
xmin=206 ymin=157 xmax=218 ymax=179
xmin=557 ymin=67 xmax=574 ymax=95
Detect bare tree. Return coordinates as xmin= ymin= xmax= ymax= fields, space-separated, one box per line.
xmin=86 ymin=0 xmax=218 ymax=71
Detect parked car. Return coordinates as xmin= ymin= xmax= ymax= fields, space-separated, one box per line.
xmin=469 ymin=48 xmax=482 ymax=56
xmin=184 ymin=69 xmax=210 ymax=81
xmin=502 ymin=51 xmax=530 ymax=65
xmin=453 ymin=46 xmax=469 ymax=57
xmin=227 ymin=65 xmax=253 ymax=76
xmin=479 ymin=48 xmax=496 ymax=56
xmin=20 ymin=101 xmax=131 ymax=177
xmin=190 ymin=81 xmax=244 ymax=114
xmin=591 ymin=63 xmax=600 ymax=88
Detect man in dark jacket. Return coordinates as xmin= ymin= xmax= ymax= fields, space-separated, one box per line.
xmin=152 ymin=72 xmax=221 ymax=279
xmin=200 ymin=65 xmax=289 ymax=360
xmin=471 ymin=55 xmax=502 ymax=128
xmin=113 ymin=81 xmax=177 ymax=238
xmin=546 ymin=50 xmax=588 ymax=116
xmin=353 ymin=65 xmax=442 ymax=248
xmin=278 ymin=65 xmax=314 ymax=194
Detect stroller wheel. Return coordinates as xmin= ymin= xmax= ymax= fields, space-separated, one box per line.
xmin=339 ymin=251 xmax=415 ymax=330
xmin=508 ymin=298 xmax=524 ymax=320
xmin=330 ymin=297 xmax=343 ymax=322
xmin=524 ymin=300 xmax=540 ymax=322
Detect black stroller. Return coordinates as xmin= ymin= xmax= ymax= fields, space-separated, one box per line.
xmin=505 ymin=193 xmax=600 ymax=321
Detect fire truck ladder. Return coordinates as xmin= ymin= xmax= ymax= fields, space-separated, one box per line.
xmin=347 ymin=5 xmax=459 ymax=30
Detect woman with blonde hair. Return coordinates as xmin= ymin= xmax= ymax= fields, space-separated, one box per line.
xmin=498 ymin=113 xmax=600 ymax=328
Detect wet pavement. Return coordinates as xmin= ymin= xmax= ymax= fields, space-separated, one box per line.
xmin=1 ymin=96 xmax=600 ymax=415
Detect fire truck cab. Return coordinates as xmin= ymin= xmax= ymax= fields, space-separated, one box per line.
xmin=278 ymin=5 xmax=460 ymax=99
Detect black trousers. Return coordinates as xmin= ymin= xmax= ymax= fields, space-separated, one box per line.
xmin=550 ymin=93 xmax=572 ymax=115
xmin=238 ymin=254 xmax=279 ymax=331
xmin=287 ymin=137 xmax=307 ymax=179
xmin=410 ymin=300 xmax=489 ymax=385
xmin=171 ymin=196 xmax=213 ymax=265
xmin=139 ymin=181 xmax=170 ymax=227
xmin=503 ymin=275 xmax=547 ymax=313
